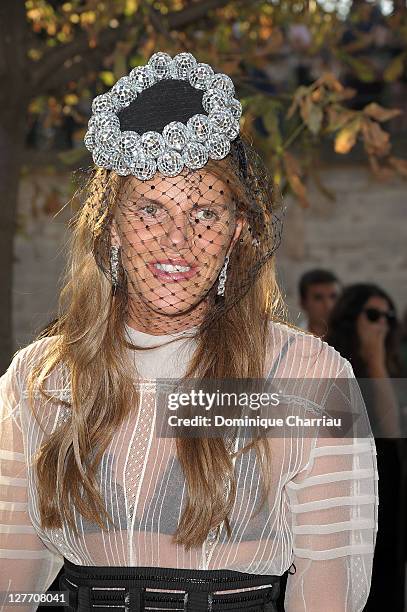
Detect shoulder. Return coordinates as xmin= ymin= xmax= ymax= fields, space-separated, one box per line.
xmin=2 ymin=335 xmax=61 ymax=391
xmin=267 ymin=320 xmax=352 ymax=379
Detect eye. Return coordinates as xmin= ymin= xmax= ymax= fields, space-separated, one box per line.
xmin=139 ymin=204 xmax=159 ymax=217
xmin=193 ymin=208 xmax=219 ymax=222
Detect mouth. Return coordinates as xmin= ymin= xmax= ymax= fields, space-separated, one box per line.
xmin=148 ymin=259 xmax=198 ymax=281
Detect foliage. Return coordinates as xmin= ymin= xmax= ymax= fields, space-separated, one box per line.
xmin=19 ymin=0 xmax=407 ymax=208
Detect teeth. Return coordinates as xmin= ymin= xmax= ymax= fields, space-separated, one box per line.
xmin=155 ymin=263 xmax=191 ymax=273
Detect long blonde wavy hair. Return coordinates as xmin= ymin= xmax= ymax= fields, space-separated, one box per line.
xmin=27 ymin=152 xmax=300 ymax=550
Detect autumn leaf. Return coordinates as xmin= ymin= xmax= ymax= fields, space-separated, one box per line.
xmin=363 ymin=102 xmax=402 ymax=122
xmin=334 ymin=118 xmax=361 ymax=154
xmin=332 ymin=87 xmax=357 ymax=102
xmin=286 ymin=85 xmax=309 ymax=119
xmin=361 ymin=118 xmax=391 ymax=157
xmin=299 ymin=96 xmax=323 ymax=135
xmin=311 ymin=88 xmax=323 ymax=103
xmin=314 ymin=72 xmax=343 ymax=92
xmin=283 ymin=152 xmax=309 ymax=208
xmin=326 ymin=108 xmax=356 ymax=132
xmin=306 ymin=103 xmax=323 ymax=135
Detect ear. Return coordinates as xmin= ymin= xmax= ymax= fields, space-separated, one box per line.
xmin=227 ymin=217 xmax=245 ymax=256
xmin=110 ymin=217 xmax=121 ymax=249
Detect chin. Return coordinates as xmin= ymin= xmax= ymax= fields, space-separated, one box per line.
xmin=142 ymin=295 xmax=194 ymax=315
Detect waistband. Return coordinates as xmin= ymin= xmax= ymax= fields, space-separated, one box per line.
xmin=60 ymin=557 xmax=284 ymax=612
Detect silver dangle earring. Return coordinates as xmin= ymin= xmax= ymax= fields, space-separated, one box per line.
xmin=110 ymin=245 xmax=120 ymax=293
xmin=215 ymin=255 xmax=230 ymax=303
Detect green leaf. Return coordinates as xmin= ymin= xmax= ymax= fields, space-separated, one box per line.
xmin=336 ymin=51 xmax=375 ymax=83
xmin=124 ymin=0 xmax=138 ymax=16
xmin=129 ymin=54 xmax=145 ymax=68
xmin=384 ymin=53 xmax=406 ymax=82
xmin=100 ymin=71 xmax=115 ymax=86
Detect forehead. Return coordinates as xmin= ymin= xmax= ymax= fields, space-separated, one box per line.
xmin=365 ymin=295 xmax=389 ymax=309
xmin=308 ymin=283 xmax=339 ymax=294
xmin=118 ymin=169 xmax=233 ymax=204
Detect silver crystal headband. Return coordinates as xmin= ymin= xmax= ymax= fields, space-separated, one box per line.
xmin=84 ymin=52 xmax=242 ymax=181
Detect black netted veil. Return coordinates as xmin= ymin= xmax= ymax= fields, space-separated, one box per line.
xmin=87 ymin=78 xmax=285 ymax=334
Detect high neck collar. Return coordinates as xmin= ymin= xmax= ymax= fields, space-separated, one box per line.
xmin=124 ymin=322 xmax=197 ymax=347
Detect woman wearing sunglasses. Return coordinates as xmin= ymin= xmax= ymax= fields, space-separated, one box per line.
xmin=326 ymin=283 xmax=406 ymax=611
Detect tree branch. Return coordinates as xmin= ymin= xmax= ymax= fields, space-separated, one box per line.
xmin=35 ymin=29 xmax=142 ymax=96
xmin=29 ymin=0 xmax=235 ymax=95
xmin=30 ymin=20 xmax=134 ymax=96
xmin=146 ymin=4 xmax=177 ymax=44
xmin=165 ymin=0 xmax=232 ymax=29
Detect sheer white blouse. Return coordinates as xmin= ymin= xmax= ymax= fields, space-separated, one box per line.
xmin=0 ymin=321 xmax=378 ymax=611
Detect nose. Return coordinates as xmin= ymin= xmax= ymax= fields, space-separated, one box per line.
xmin=160 ymin=213 xmax=191 ymax=251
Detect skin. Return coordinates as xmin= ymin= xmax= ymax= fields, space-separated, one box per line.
xmin=356 ymin=295 xmax=392 ymax=373
xmin=356 ymin=294 xmax=401 ymax=438
xmin=110 ymin=170 xmax=244 ymax=335
xmin=300 ymin=282 xmax=341 ymax=337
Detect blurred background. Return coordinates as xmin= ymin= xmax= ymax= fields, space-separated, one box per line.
xmin=1 ymin=0 xmax=407 ymax=610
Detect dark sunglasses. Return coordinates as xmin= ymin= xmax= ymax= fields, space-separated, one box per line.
xmin=362 ymin=307 xmax=396 ymax=324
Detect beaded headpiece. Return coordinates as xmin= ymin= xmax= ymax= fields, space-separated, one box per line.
xmin=84 ymin=52 xmax=242 ymax=180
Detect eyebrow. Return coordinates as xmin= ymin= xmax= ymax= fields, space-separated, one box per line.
xmin=135 ymin=197 xmax=164 ymax=206
xmin=131 ymin=196 xmax=227 ymax=209
xmin=121 ymin=196 xmax=164 ymax=209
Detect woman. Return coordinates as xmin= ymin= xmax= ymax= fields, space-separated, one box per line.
xmin=0 ymin=52 xmax=378 ymax=612
xmin=326 ymin=283 xmax=406 ymax=611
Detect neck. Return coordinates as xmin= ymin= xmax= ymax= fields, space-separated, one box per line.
xmin=126 ymin=297 xmax=208 ymax=335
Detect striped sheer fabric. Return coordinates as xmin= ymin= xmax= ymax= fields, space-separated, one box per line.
xmin=0 ymin=322 xmax=378 ymax=611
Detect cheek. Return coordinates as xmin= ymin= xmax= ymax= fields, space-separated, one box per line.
xmin=119 ymin=210 xmax=163 ymax=241
xmin=194 ymin=233 xmax=228 ymax=259
xmin=355 ymin=315 xmax=364 ymax=332
xmin=194 ymin=218 xmax=234 ymax=252
xmin=121 ymin=225 xmax=161 ymax=254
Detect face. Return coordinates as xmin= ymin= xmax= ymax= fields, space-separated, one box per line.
xmin=357 ymin=295 xmax=395 ymax=336
xmin=302 ymin=282 xmax=340 ymax=324
xmin=111 ymin=169 xmax=243 ymax=325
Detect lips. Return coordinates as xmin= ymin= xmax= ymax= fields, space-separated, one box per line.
xmin=147 ymin=259 xmax=198 ymax=281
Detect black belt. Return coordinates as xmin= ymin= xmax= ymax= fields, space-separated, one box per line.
xmin=60 ymin=557 xmax=286 ymax=612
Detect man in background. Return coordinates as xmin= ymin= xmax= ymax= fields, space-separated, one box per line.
xmin=298 ymin=269 xmax=341 ymax=337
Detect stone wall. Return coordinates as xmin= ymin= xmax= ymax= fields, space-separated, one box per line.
xmin=13 ymin=163 xmax=407 ymax=350
xmin=278 ymin=164 xmax=407 ymax=326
